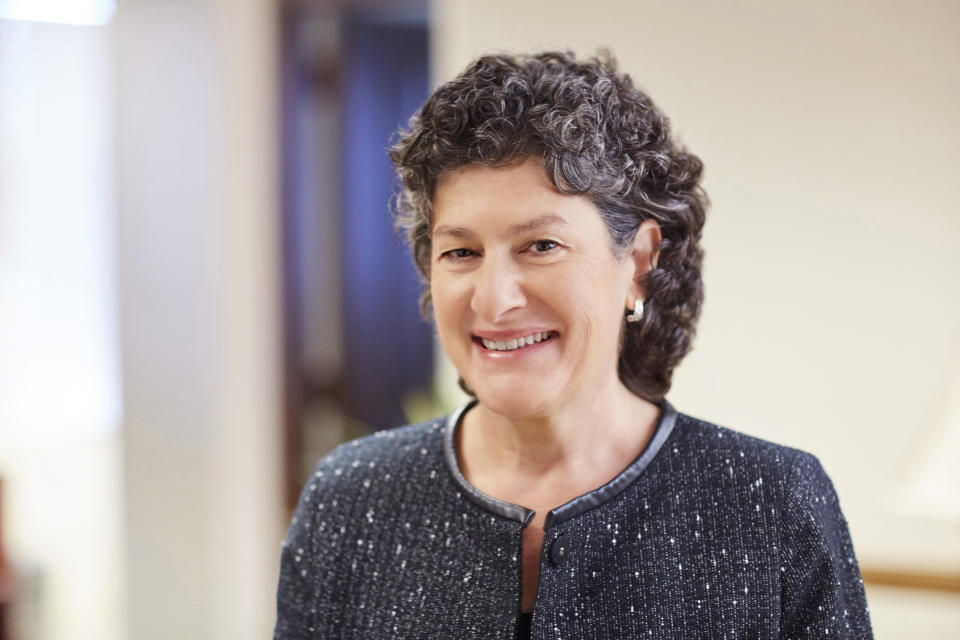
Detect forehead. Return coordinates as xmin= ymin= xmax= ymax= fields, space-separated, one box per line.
xmin=431 ymin=157 xmax=600 ymax=234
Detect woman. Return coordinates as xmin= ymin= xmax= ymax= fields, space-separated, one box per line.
xmin=274 ymin=51 xmax=873 ymax=639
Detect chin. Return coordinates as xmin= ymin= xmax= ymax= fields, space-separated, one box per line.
xmin=471 ymin=378 xmax=556 ymax=420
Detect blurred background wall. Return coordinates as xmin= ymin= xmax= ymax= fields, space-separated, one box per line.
xmin=0 ymin=0 xmax=956 ymax=639
xmin=115 ymin=0 xmax=283 ymax=638
xmin=2 ymin=0 xmax=285 ymax=638
xmin=0 ymin=4 xmax=123 ymax=639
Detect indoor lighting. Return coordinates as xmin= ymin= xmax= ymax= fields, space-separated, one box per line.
xmin=0 ymin=0 xmax=115 ymax=26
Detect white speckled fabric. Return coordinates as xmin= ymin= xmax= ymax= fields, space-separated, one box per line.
xmin=273 ymin=407 xmax=873 ymax=639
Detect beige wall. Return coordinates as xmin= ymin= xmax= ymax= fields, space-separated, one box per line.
xmin=0 ymin=18 xmax=121 ymax=640
xmin=431 ymin=0 xmax=960 ymax=579
xmin=115 ymin=1 xmax=283 ymax=638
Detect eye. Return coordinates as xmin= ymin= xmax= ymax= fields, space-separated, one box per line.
xmin=439 ymin=248 xmax=477 ymax=262
xmin=529 ymin=239 xmax=560 ymax=253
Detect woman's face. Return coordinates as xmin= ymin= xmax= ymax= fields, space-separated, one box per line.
xmin=430 ymin=157 xmax=647 ymax=420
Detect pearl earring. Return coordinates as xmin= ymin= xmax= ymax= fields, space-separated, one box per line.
xmin=626 ymin=299 xmax=644 ymax=323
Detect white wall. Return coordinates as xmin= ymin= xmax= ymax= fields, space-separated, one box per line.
xmin=431 ymin=0 xmax=960 ymax=577
xmin=0 ymin=17 xmax=122 ymax=640
xmin=115 ymin=1 xmax=283 ymax=638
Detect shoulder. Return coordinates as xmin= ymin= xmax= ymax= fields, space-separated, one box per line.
xmin=283 ymin=417 xmax=449 ymax=544
xmin=310 ymin=417 xmax=448 ymax=487
xmin=665 ymin=410 xmax=836 ymax=505
xmin=672 ymin=410 xmax=818 ymax=476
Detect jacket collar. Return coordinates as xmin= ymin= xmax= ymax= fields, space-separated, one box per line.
xmin=442 ymin=399 xmax=678 ymax=530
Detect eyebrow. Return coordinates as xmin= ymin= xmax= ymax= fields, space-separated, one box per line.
xmin=432 ymin=213 xmax=569 ymax=239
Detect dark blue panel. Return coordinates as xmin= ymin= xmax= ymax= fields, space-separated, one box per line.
xmin=340 ymin=12 xmax=432 ymax=430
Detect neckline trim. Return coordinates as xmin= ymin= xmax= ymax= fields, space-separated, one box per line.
xmin=441 ymin=399 xmax=678 ymax=530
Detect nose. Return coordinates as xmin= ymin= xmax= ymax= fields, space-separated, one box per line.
xmin=470 ymin=253 xmax=527 ymax=322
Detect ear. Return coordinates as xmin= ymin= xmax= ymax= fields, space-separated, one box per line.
xmin=623 ymin=219 xmax=662 ymax=307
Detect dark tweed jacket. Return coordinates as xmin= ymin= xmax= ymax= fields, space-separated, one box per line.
xmin=273 ymin=401 xmax=873 ymax=639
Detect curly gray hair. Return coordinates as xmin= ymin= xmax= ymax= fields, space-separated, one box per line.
xmin=388 ymin=50 xmax=707 ymax=401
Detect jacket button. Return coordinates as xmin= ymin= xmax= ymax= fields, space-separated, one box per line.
xmin=549 ymin=534 xmax=568 ymax=566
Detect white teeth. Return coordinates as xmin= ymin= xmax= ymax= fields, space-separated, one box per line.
xmin=480 ymin=331 xmax=552 ymax=351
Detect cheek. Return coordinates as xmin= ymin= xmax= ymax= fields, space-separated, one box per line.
xmin=552 ymin=276 xmax=626 ymax=352
xmin=430 ymin=276 xmax=468 ymax=337
xmin=544 ymin=262 xmax=622 ymax=320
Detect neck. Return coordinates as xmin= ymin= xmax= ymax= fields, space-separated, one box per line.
xmin=461 ymin=378 xmax=661 ymax=480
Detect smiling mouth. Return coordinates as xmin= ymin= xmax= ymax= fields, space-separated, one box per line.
xmin=473 ymin=331 xmax=556 ymax=352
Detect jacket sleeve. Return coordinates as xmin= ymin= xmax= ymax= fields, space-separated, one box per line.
xmin=273 ymin=467 xmax=323 ymax=640
xmin=779 ymin=452 xmax=873 ymax=639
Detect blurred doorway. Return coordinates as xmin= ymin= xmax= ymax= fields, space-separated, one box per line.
xmin=279 ymin=0 xmax=432 ymax=508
